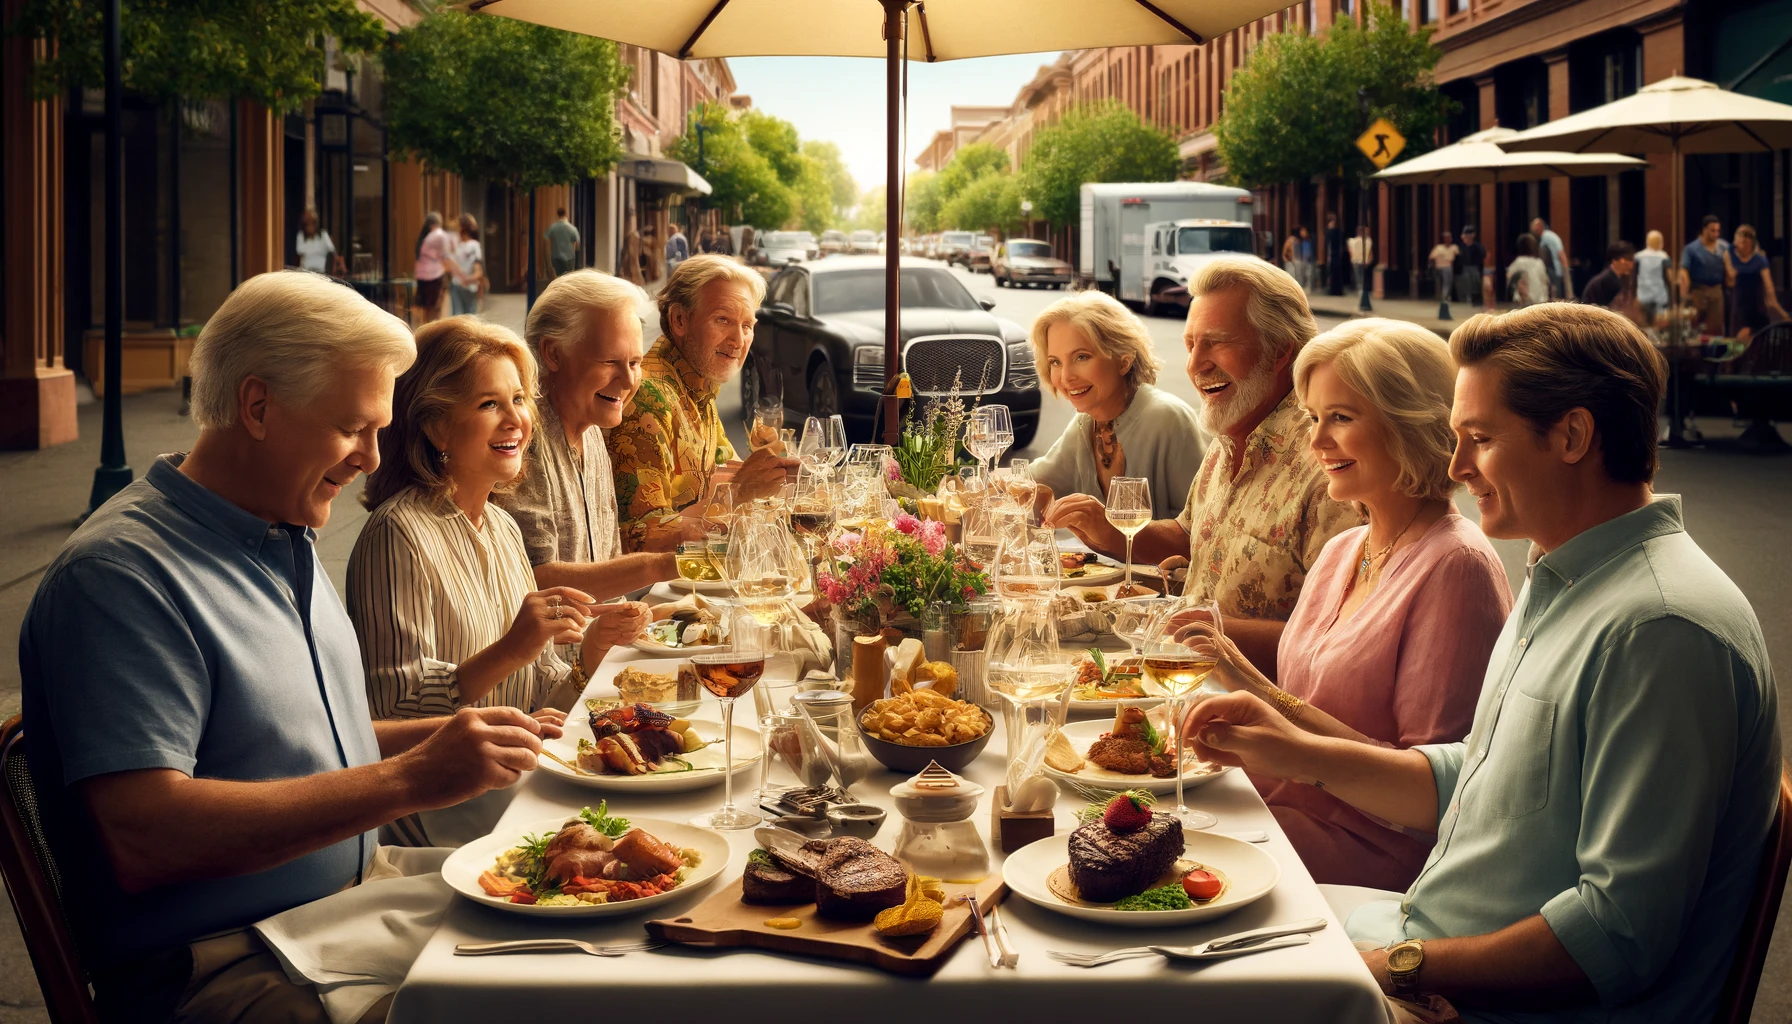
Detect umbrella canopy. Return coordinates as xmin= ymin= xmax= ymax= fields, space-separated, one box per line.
xmin=1498 ymin=76 xmax=1792 ymax=154
xmin=475 ymin=0 xmax=1295 ymax=441
xmin=1372 ymin=127 xmax=1646 ymax=184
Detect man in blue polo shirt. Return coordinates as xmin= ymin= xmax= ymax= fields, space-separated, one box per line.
xmin=1681 ymin=214 xmax=1734 ymax=335
xmin=1187 ymin=303 xmax=1779 ymax=1023
xmin=20 ymin=271 xmax=562 ymax=1023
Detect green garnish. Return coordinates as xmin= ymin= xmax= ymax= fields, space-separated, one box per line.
xmin=578 ymin=801 xmax=631 ymax=838
xmin=747 ymin=848 xmax=778 ymax=869
xmin=1115 ymin=883 xmax=1192 ymax=912
xmin=516 ymin=832 xmax=561 ymax=897
xmin=1086 ymin=648 xmax=1107 ymax=678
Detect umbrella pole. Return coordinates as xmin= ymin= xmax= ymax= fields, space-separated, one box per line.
xmin=880 ymin=0 xmax=906 ymax=446
xmin=1664 ymin=139 xmax=1690 ymax=448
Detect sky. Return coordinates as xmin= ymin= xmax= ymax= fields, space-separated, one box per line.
xmin=727 ymin=52 xmax=1063 ymax=199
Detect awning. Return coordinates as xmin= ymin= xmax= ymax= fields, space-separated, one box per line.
xmin=618 ymin=156 xmax=712 ymax=196
xmin=1180 ymin=131 xmax=1219 ymax=159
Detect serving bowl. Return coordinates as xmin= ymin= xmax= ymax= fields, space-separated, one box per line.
xmin=855 ymin=708 xmax=995 ymax=774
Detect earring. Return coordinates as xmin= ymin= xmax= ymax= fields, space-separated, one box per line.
xmin=436 ymin=449 xmax=450 ymax=465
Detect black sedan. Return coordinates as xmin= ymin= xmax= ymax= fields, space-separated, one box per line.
xmin=743 ymin=256 xmax=1040 ymax=447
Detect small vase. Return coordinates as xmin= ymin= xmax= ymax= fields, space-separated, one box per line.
xmin=922 ymin=602 xmax=959 ymax=662
xmin=833 ymin=608 xmax=881 ymax=676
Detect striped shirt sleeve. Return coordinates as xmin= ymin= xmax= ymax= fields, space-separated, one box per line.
xmin=347 ymin=515 xmax=462 ymax=719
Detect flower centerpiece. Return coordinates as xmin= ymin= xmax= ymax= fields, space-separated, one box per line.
xmin=891 ymin=372 xmax=980 ymax=499
xmin=817 ymin=513 xmax=989 ymax=650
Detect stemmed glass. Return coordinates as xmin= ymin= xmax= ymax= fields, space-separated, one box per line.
xmin=748 ymin=379 xmax=785 ymax=451
xmin=691 ymin=609 xmax=767 ymax=831
xmin=1105 ymin=477 xmax=1151 ymax=596
xmin=703 ymin=482 xmax=735 ymax=539
xmin=963 ymin=407 xmax=1002 ymax=482
xmin=798 ymin=415 xmax=847 ymax=479
xmin=1137 ymin=599 xmax=1224 ymax=830
xmin=982 ymin=405 xmax=1015 ymax=466
xmin=993 ymin=522 xmax=1059 ymax=601
xmin=960 ymin=505 xmax=1002 ymax=571
xmin=1109 ymin=596 xmax=1173 ymax=660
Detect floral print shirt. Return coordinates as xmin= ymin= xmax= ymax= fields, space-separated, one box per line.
xmin=606 ymin=334 xmax=736 ymax=551
xmin=1174 ymin=390 xmax=1362 ymax=621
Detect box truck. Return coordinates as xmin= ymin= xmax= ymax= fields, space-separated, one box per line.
xmin=1079 ymin=182 xmax=1256 ymax=304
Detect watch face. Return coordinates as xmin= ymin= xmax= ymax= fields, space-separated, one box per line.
xmin=1388 ymin=944 xmax=1424 ymax=973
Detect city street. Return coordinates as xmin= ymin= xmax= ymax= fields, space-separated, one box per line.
xmin=0 ymin=280 xmax=1789 ymax=1022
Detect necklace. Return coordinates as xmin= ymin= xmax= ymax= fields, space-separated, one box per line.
xmin=1355 ymin=505 xmax=1424 ymax=584
xmin=1093 ymin=419 xmax=1119 ymax=469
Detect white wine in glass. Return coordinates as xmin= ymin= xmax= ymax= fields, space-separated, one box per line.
xmin=1138 ymin=598 xmax=1223 ymax=830
xmin=691 ymin=613 xmax=767 ymax=831
xmin=1105 ymin=477 xmax=1151 ymax=596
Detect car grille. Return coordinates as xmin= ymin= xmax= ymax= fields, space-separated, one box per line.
xmin=903 ymin=335 xmax=1007 ymax=396
xmin=853 ymin=360 xmax=885 ymax=389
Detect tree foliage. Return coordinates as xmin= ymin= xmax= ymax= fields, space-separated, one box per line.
xmin=940 ymin=173 xmax=1022 ymax=236
xmin=669 ymin=101 xmax=792 ymax=228
xmin=1216 ymin=3 xmax=1452 ymax=188
xmin=904 ymin=171 xmax=944 ymax=234
xmin=934 ymin=142 xmax=1010 ymax=205
xmin=10 ymin=0 xmax=385 ymax=110
xmin=384 ymin=11 xmax=627 ymax=191
xmin=802 ymin=140 xmax=858 ymax=221
xmin=853 ymin=185 xmax=887 ymax=233
xmin=1019 ymin=101 xmax=1181 ymax=227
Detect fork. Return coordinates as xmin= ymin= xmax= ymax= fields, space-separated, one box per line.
xmin=454 ymin=939 xmax=665 ymax=957
xmin=1049 ymin=916 xmax=1327 ymax=968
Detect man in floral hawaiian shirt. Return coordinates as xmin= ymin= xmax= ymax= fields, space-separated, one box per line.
xmin=1046 ymin=257 xmax=1360 ymax=671
xmin=607 ymin=256 xmax=796 ymax=552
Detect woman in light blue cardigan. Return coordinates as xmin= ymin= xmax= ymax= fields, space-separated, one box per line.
xmin=1022 ymin=290 xmax=1205 ymax=520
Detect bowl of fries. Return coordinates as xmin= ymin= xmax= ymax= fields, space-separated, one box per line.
xmin=855 ymin=689 xmax=995 ymax=773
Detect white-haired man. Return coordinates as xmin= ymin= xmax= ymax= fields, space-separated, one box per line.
xmin=21 ymin=271 xmax=558 ymax=1022
xmin=1046 ymin=257 xmax=1360 ymax=672
xmin=608 ymin=254 xmax=796 ymax=552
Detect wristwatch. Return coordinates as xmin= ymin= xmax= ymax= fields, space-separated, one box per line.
xmin=1386 ymin=939 xmax=1426 ymax=996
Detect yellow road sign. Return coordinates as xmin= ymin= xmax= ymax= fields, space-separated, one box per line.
xmin=1357 ymin=118 xmax=1406 ymax=169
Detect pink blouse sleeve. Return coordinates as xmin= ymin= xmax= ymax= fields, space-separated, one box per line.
xmin=1387 ymin=546 xmax=1514 ymax=748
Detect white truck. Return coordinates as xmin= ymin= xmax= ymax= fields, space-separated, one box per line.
xmin=1133 ymin=218 xmax=1259 ymax=316
xmin=1078 ymin=181 xmax=1257 ymax=308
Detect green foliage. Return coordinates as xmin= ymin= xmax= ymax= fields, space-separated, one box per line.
xmin=670 ymin=102 xmax=792 ymax=228
xmin=853 ymin=185 xmax=887 ymax=233
xmin=895 ymin=393 xmax=971 ymax=492
xmin=803 ymin=140 xmax=858 ymax=221
xmin=384 ymin=11 xmax=627 ymax=190
xmin=10 ymin=0 xmax=385 ymax=111
xmin=904 ymin=171 xmax=944 ymax=234
xmin=1216 ymin=2 xmax=1452 ymax=188
xmin=578 ymin=802 xmax=630 ymax=838
xmin=940 ymin=173 xmax=1022 ymax=235
xmin=741 ymin=109 xmax=805 ymax=187
xmin=1019 ymin=101 xmax=1181 ymax=227
xmin=934 ymin=142 xmax=1010 ymax=205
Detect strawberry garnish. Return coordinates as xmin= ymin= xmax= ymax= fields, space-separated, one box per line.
xmin=1103 ymin=793 xmax=1152 ymax=833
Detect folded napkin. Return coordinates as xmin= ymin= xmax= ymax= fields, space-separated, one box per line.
xmin=255 ymin=846 xmax=454 ymax=1024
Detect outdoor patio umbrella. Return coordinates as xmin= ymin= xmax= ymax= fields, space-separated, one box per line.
xmin=471 ymin=0 xmax=1296 ymax=442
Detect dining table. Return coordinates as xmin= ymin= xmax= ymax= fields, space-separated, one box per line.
xmin=387 ymin=621 xmax=1392 ymax=1024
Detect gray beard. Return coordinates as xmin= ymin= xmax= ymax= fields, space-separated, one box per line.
xmin=1196 ymin=363 xmax=1280 ymax=435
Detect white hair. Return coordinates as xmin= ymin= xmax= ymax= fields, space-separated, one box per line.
xmin=1187 ymin=257 xmax=1317 ymax=362
xmin=525 ymin=269 xmax=650 ymax=366
xmin=189 ymin=271 xmax=416 ymax=430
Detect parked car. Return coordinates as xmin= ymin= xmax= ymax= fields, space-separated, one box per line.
xmin=793 ymin=231 xmax=821 ymax=261
xmin=939 ymin=231 xmax=976 ymax=268
xmin=850 ymin=230 xmax=879 ymax=254
xmin=992 ymin=238 xmax=1073 ymax=290
xmin=968 ymin=235 xmax=995 ymax=272
xmin=752 ymin=231 xmax=811 ymax=267
xmin=820 ymin=229 xmax=850 ymax=256
xmin=744 ymin=256 xmax=1040 ymax=446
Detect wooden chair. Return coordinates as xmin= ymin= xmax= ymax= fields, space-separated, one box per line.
xmin=1714 ymin=767 xmax=1792 ymax=1024
xmin=0 ymin=716 xmax=97 ymax=1023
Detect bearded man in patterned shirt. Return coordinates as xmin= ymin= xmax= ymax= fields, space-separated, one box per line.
xmin=1046 ymin=257 xmax=1361 ymax=672
xmin=606 ymin=256 xmax=796 ymax=552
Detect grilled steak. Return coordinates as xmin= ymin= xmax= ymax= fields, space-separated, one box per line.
xmin=805 ymin=837 xmax=907 ymax=919
xmin=1067 ymin=812 xmax=1184 ymax=903
xmin=742 ymin=851 xmax=813 ymax=905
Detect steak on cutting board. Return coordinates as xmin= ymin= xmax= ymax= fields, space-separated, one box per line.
xmin=1067 ymin=812 xmax=1184 ymax=903
xmin=742 ymin=852 xmax=813 ymax=905
xmin=806 ymin=837 xmax=908 ymax=919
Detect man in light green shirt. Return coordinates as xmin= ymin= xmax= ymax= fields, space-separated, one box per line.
xmin=545 ymin=208 xmax=579 ymax=278
xmin=1188 ymin=304 xmax=1780 ymax=1023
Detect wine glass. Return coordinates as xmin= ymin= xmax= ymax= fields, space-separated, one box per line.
xmin=798 ymin=415 xmax=847 ymax=479
xmin=1105 ymin=477 xmax=1151 ymax=597
xmin=960 ymin=505 xmax=1001 ymax=571
xmin=963 ymin=407 xmax=998 ymax=482
xmin=1137 ymin=599 xmax=1225 ymax=830
xmin=993 ymin=523 xmax=1060 ymax=601
xmin=985 ymin=601 xmax=1073 ymax=799
xmin=703 ymin=482 xmax=735 ymax=539
xmin=691 ymin=609 xmax=767 ymax=831
xmin=1109 ymin=596 xmax=1173 ymax=659
xmin=982 ymin=404 xmax=1015 ymax=465
xmin=1005 ymin=458 xmax=1037 ymax=519
xmin=748 ymin=380 xmax=785 ymax=451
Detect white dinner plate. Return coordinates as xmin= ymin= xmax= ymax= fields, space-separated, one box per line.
xmin=667 ymin=576 xmax=735 ymax=595
xmin=443 ymin=816 xmax=730 ymax=918
xmin=629 ymin=635 xmax=725 ymax=656
xmin=1059 ymin=559 xmax=1126 ymax=587
xmin=1003 ymin=828 xmax=1280 ymax=926
xmin=1042 ymin=718 xmax=1234 ymax=793
xmin=1068 ymin=692 xmax=1166 ymax=715
xmin=540 ymin=713 xmax=761 ymax=793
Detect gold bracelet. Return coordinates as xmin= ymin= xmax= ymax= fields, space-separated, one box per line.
xmin=1261 ymin=686 xmax=1306 ymax=723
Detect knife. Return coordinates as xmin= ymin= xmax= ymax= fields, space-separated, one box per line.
xmin=957 ymin=893 xmax=1002 ymax=969
xmin=1201 ymin=916 xmax=1328 ymax=953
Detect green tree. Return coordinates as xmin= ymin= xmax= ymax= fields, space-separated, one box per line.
xmin=940 ymin=173 xmax=1021 ymax=234
xmin=853 ymin=185 xmax=887 ymax=232
xmin=802 ymin=140 xmax=858 ymax=221
xmin=1216 ymin=2 xmax=1451 ymax=188
xmin=1019 ymin=100 xmax=1181 ymax=227
xmin=792 ymin=153 xmax=836 ymax=233
xmin=740 ymin=109 xmax=805 ymax=188
xmin=670 ymin=102 xmax=792 ymax=228
xmin=384 ymin=11 xmax=627 ymax=191
xmin=934 ymin=142 xmax=1010 ymax=207
xmin=904 ymin=171 xmax=943 ymax=234
xmin=10 ymin=0 xmax=385 ymax=110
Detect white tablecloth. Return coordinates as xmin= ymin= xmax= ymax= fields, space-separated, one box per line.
xmin=389 ymin=647 xmax=1389 ymax=1024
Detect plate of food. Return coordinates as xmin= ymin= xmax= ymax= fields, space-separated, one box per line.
xmin=632 ymin=612 xmax=727 ymax=655
xmin=1068 ymin=649 xmax=1164 ymax=713
xmin=538 ymin=699 xmax=761 ymax=793
xmin=444 ymin=806 xmax=730 ymax=917
xmin=1002 ymin=794 xmax=1280 ymax=926
xmin=1058 ymin=552 xmax=1127 ymax=587
xmin=1042 ymin=709 xmax=1233 ymax=793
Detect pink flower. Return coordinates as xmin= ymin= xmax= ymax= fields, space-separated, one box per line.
xmin=919 ymin=519 xmax=947 ymax=557
xmin=886 ymin=460 xmax=901 ymax=482
xmin=892 ymin=512 xmax=921 ymax=536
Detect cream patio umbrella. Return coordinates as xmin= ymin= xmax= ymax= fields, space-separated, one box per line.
xmin=471 ymin=0 xmax=1296 ymax=442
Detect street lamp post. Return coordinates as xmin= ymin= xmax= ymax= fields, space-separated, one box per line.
xmin=88 ymin=0 xmax=132 ymax=515
xmin=688 ymin=111 xmax=712 ymax=241
xmin=1356 ymin=89 xmax=1374 ymax=314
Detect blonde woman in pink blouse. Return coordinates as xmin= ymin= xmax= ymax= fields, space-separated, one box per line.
xmin=1183 ymin=318 xmax=1512 ymax=890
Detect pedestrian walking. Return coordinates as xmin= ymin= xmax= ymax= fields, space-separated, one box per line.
xmin=1531 ymin=217 xmax=1567 ymax=299
xmin=1506 ymin=233 xmax=1549 ymax=308
xmin=1680 ymin=215 xmax=1732 ymax=335
xmin=545 ymin=208 xmax=580 ymax=279
xmin=449 ymin=213 xmax=486 ymax=316
xmin=412 ymin=211 xmax=453 ymax=325
xmin=1281 ymin=229 xmax=1301 ymax=285
xmin=1455 ymin=226 xmax=1486 ymax=307
xmin=1580 ymin=241 xmax=1638 ymax=321
xmin=1429 ymin=231 xmax=1459 ymax=320
xmin=1347 ymin=226 xmax=1374 ymax=296
xmin=1324 ymin=213 xmax=1346 ymax=295
xmin=1727 ymin=224 xmax=1788 ymax=337
xmin=665 ymin=223 xmax=690 ymax=277
xmin=295 ymin=208 xmax=346 ymax=277
xmin=619 ymin=229 xmax=646 ymax=285
xmin=1635 ymin=230 xmax=1671 ymax=327
xmin=1298 ymin=226 xmax=1316 ymax=292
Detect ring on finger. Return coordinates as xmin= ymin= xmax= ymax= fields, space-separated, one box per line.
xmin=549 ymin=595 xmax=562 ymax=620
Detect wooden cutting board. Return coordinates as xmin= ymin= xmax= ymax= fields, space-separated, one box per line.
xmin=646 ymin=873 xmax=1007 ymax=977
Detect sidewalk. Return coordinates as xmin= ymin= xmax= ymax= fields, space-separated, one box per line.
xmin=1305 ymin=291 xmax=1512 ymax=337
